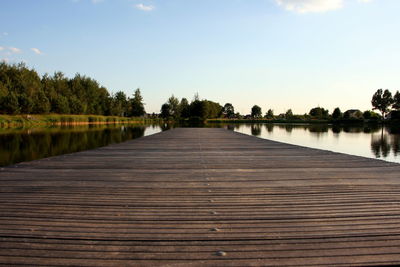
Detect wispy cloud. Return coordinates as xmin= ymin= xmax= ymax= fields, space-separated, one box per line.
xmin=0 ymin=47 xmax=4 ymax=51
xmin=91 ymin=0 xmax=104 ymax=3
xmin=8 ymin=47 xmax=22 ymax=54
xmin=275 ymin=0 xmax=343 ymax=13
xmin=275 ymin=0 xmax=372 ymax=14
xmin=135 ymin=3 xmax=155 ymax=11
xmin=31 ymin=48 xmax=43 ymax=55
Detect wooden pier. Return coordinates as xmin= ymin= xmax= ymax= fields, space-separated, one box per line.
xmin=1 ymin=128 xmax=400 ymax=266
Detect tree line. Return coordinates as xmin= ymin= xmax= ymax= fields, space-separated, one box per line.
xmin=2 ymin=62 xmax=399 ymax=123
xmin=160 ymin=94 xmax=222 ymax=120
xmin=0 ymin=62 xmax=146 ymax=117
xmin=214 ymin=89 xmax=400 ymax=122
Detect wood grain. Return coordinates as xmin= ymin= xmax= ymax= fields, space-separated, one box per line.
xmin=0 ymin=128 xmax=400 ymax=266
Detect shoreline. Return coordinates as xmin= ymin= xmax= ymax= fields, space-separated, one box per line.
xmin=0 ymin=114 xmax=159 ymax=128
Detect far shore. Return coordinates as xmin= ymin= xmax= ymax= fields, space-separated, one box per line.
xmin=0 ymin=114 xmax=159 ymax=128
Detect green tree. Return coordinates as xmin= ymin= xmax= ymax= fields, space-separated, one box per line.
xmin=189 ymin=99 xmax=204 ymax=119
xmin=265 ymin=109 xmax=274 ymax=119
xmin=18 ymin=93 xmax=34 ymax=114
xmin=33 ymin=90 xmax=51 ymax=114
xmin=251 ymin=105 xmax=262 ymax=118
xmin=69 ymin=96 xmax=84 ymax=114
xmin=285 ymin=109 xmax=293 ymax=119
xmin=309 ymin=107 xmax=329 ymax=119
xmin=167 ymin=95 xmax=180 ymax=118
xmin=54 ymin=95 xmax=70 ymax=114
xmin=111 ymin=91 xmax=128 ymax=116
xmin=332 ymin=107 xmax=342 ymax=120
xmin=179 ymin=98 xmax=190 ymax=119
xmin=0 ymin=92 xmax=20 ymax=114
xmin=372 ymin=89 xmax=393 ymax=119
xmin=222 ymin=103 xmax=235 ymax=118
xmin=130 ymin=88 xmax=145 ymax=117
xmin=160 ymin=103 xmax=171 ymax=118
xmin=393 ymin=91 xmax=400 ymax=110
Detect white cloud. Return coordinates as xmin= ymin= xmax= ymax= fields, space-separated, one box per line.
xmin=91 ymin=0 xmax=104 ymax=3
xmin=3 ymin=32 xmax=8 ymax=36
xmin=9 ymin=47 xmax=22 ymax=54
xmin=135 ymin=3 xmax=155 ymax=11
xmin=31 ymin=48 xmax=43 ymax=55
xmin=0 ymin=46 xmax=4 ymax=51
xmin=275 ymin=0 xmax=343 ymax=13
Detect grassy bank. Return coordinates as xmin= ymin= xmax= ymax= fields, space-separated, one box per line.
xmin=0 ymin=114 xmax=159 ymax=128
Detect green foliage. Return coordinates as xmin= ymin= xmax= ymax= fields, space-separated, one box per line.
xmin=111 ymin=91 xmax=128 ymax=116
xmin=54 ymin=95 xmax=70 ymax=114
xmin=160 ymin=94 xmax=222 ymax=121
xmin=371 ymin=89 xmax=393 ymax=118
xmin=130 ymin=88 xmax=146 ymax=117
xmin=0 ymin=62 xmax=147 ymax=118
xmin=285 ymin=109 xmax=293 ymax=119
xmin=332 ymin=107 xmax=342 ymax=120
xmin=33 ymin=90 xmax=51 ymax=114
xmin=265 ymin=109 xmax=274 ymax=119
xmin=309 ymin=107 xmax=329 ymax=119
xmin=251 ymin=105 xmax=262 ymax=118
xmin=167 ymin=95 xmax=179 ymax=118
xmin=179 ymin=98 xmax=190 ymax=119
xmin=0 ymin=92 xmax=20 ymax=114
xmin=222 ymin=103 xmax=235 ymax=118
xmin=160 ymin=103 xmax=171 ymax=118
xmin=393 ymin=91 xmax=400 ymax=110
xmin=18 ymin=93 xmax=34 ymax=114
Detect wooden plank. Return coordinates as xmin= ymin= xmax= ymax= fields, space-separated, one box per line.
xmin=0 ymin=128 xmax=400 ymax=266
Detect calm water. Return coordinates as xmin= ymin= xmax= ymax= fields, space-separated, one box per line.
xmin=224 ymin=123 xmax=400 ymax=163
xmin=0 ymin=123 xmax=399 ymax=167
xmin=0 ymin=124 xmax=164 ymax=167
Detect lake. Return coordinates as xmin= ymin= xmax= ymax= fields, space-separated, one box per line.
xmin=0 ymin=123 xmax=399 ymax=167
xmin=225 ymin=123 xmax=400 ymax=163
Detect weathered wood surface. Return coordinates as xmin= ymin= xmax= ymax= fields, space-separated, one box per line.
xmin=1 ymin=127 xmax=400 ymax=266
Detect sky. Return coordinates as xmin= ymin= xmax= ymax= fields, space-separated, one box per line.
xmin=1 ymin=0 xmax=399 ymax=115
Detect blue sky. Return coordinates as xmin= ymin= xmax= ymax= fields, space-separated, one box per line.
xmin=1 ymin=0 xmax=399 ymax=114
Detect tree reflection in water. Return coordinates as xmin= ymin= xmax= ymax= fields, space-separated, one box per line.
xmin=370 ymin=125 xmax=400 ymax=158
xmin=251 ymin=124 xmax=262 ymax=136
xmin=0 ymin=125 xmax=151 ymax=167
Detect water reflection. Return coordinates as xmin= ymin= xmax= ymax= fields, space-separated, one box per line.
xmin=251 ymin=124 xmax=262 ymax=136
xmin=371 ymin=131 xmax=400 ymax=158
xmin=0 ymin=124 xmax=162 ymax=167
xmin=1 ymin=123 xmax=400 ymax=166
xmin=371 ymin=135 xmax=391 ymax=158
xmin=217 ymin=123 xmax=400 ymax=163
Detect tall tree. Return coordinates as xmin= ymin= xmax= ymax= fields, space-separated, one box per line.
xmin=285 ymin=109 xmax=293 ymax=119
xmin=179 ymin=98 xmax=190 ymax=119
xmin=265 ymin=109 xmax=274 ymax=119
xmin=167 ymin=95 xmax=180 ymax=118
xmin=222 ymin=103 xmax=235 ymax=118
xmin=111 ymin=91 xmax=128 ymax=116
xmin=251 ymin=105 xmax=262 ymax=118
xmin=160 ymin=103 xmax=171 ymax=118
xmin=130 ymin=88 xmax=146 ymax=117
xmin=332 ymin=107 xmax=342 ymax=120
xmin=393 ymin=91 xmax=400 ymax=110
xmin=371 ymin=89 xmax=393 ymax=119
xmin=309 ymin=107 xmax=329 ymax=119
